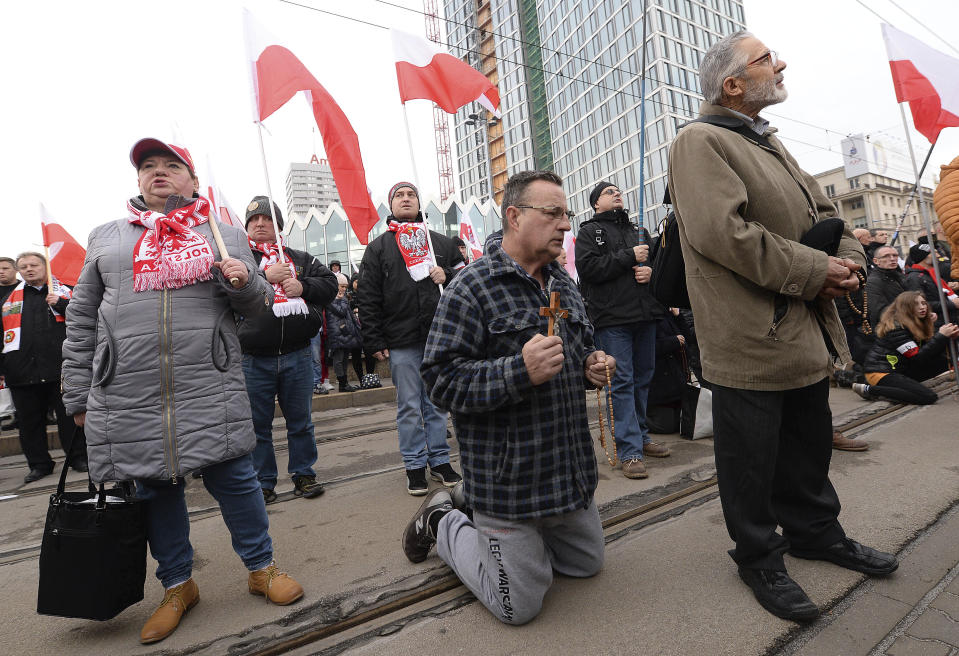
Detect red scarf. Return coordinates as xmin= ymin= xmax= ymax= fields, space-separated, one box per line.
xmin=250 ymin=237 xmax=308 ymax=317
xmin=910 ymin=263 xmax=957 ymax=299
xmin=127 ymin=197 xmax=215 ymax=292
xmin=387 ymin=220 xmax=434 ymax=281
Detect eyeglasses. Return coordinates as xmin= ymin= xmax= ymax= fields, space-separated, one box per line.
xmin=746 ymin=50 xmax=778 ymax=68
xmin=601 ymin=187 xmax=621 ymax=196
xmin=515 ymin=205 xmax=575 ymax=221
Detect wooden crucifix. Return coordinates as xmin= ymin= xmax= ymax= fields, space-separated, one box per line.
xmin=539 ymin=291 xmax=569 ymax=336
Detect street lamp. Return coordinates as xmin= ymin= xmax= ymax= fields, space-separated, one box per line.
xmin=464 ymin=110 xmax=498 ymax=236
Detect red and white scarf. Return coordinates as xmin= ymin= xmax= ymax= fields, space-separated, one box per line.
xmin=250 ymin=237 xmax=308 ymax=317
xmin=127 ymin=197 xmax=215 ymax=292
xmin=2 ymin=278 xmax=71 ymax=353
xmin=387 ymin=220 xmax=435 ymax=281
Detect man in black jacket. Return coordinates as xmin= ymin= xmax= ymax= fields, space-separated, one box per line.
xmin=0 ymin=257 xmax=18 ymax=303
xmin=575 ymin=181 xmax=668 ymax=480
xmin=358 ymin=182 xmax=465 ymax=495
xmin=1 ymin=252 xmax=86 ymax=483
xmin=866 ymin=246 xmax=906 ymax=328
xmin=239 ymin=197 xmax=338 ymax=503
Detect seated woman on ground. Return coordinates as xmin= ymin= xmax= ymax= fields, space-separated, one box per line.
xmin=854 ymin=291 xmax=958 ymax=405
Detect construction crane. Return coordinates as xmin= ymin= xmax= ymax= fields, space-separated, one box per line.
xmin=424 ymin=0 xmax=455 ymax=201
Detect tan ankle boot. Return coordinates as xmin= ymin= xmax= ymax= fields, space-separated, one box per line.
xmin=140 ymin=578 xmax=199 ymax=644
xmin=248 ymin=562 xmax=304 ymax=605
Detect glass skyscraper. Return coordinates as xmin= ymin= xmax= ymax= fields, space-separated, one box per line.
xmin=445 ymin=0 xmax=746 ymax=230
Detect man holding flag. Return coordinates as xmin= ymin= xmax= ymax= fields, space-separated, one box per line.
xmin=239 ymin=196 xmax=337 ymax=503
xmin=358 ymin=182 xmax=465 ymax=495
xmin=1 ymin=252 xmax=86 ymax=482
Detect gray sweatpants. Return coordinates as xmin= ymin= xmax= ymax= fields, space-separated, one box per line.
xmin=436 ymin=501 xmax=604 ymax=625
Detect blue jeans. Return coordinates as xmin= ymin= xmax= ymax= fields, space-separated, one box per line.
xmin=242 ymin=347 xmax=317 ymax=489
xmin=136 ymin=454 xmax=273 ymax=588
xmin=389 ymin=344 xmax=450 ymax=470
xmin=310 ymin=332 xmax=324 ymax=386
xmin=594 ymin=322 xmax=656 ymax=461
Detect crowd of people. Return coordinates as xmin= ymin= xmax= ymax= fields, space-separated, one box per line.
xmin=3 ymin=28 xmax=957 ymax=646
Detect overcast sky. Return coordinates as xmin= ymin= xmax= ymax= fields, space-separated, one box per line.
xmin=4 ymin=0 xmax=958 ymax=258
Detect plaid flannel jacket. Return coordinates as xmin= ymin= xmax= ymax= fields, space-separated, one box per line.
xmin=421 ymin=242 xmax=599 ymax=520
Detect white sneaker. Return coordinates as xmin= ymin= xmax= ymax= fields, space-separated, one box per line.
xmin=321 ymin=380 xmax=335 ymax=392
xmin=852 ymin=383 xmax=872 ymax=400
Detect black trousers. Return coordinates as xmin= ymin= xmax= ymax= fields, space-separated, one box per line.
xmin=350 ymin=348 xmax=376 ymax=378
xmin=870 ymin=372 xmax=940 ymax=405
xmin=9 ymin=381 xmax=84 ymax=470
xmin=711 ymin=378 xmax=845 ymax=571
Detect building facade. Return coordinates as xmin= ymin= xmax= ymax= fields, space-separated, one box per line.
xmin=282 ymin=197 xmax=502 ymax=270
xmin=285 ymin=155 xmax=341 ymax=219
xmin=444 ymin=0 xmax=746 ymax=230
xmin=814 ymin=167 xmax=937 ymax=250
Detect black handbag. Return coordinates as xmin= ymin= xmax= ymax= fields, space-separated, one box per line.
xmin=649 ymin=210 xmax=691 ymax=309
xmin=37 ymin=428 xmax=148 ymax=620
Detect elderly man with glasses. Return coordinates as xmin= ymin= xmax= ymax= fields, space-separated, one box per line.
xmin=575 ymin=180 xmax=668 ymax=480
xmin=667 ymin=31 xmax=897 ymax=622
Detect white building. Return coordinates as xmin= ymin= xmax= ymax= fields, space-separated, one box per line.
xmin=285 ymin=155 xmax=340 ymax=219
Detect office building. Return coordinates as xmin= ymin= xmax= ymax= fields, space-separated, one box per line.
xmin=285 ymin=155 xmax=340 ymax=219
xmin=445 ymin=0 xmax=746 ymax=229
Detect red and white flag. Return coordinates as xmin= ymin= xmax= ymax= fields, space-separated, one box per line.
xmin=882 ymin=24 xmax=959 ymax=143
xmin=244 ymin=9 xmax=380 ymax=244
xmin=392 ymin=29 xmax=501 ymax=117
xmin=206 ymin=157 xmax=246 ymax=231
xmin=40 ymin=204 xmax=86 ymax=287
xmin=561 ymin=231 xmax=578 ymax=282
xmin=458 ymin=217 xmax=483 ymax=262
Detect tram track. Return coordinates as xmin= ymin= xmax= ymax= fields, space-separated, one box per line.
xmin=0 ymin=379 xmax=952 ymax=571
xmin=191 ymin=383 xmax=957 ymax=656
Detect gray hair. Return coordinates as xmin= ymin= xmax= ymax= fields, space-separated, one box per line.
xmin=700 ymin=30 xmax=754 ymax=104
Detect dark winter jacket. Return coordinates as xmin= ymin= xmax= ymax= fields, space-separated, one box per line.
xmin=326 ymin=296 xmax=362 ymax=350
xmin=358 ymin=215 xmax=465 ymax=353
xmin=0 ymin=283 xmax=69 ymax=386
xmin=575 ymin=209 xmax=664 ymax=329
xmin=905 ymin=265 xmax=958 ymax=324
xmin=863 ymin=324 xmax=950 ymax=380
xmin=237 ymin=246 xmax=337 ymax=356
xmin=649 ymin=313 xmax=687 ymax=405
xmin=865 ymin=267 xmax=906 ymax=328
xmin=0 ymin=282 xmax=18 ymax=305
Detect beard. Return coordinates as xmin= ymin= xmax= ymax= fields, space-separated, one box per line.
xmin=744 ymin=74 xmax=788 ymax=108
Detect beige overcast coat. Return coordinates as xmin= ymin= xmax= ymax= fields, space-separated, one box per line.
xmin=667 ymin=103 xmax=866 ymax=391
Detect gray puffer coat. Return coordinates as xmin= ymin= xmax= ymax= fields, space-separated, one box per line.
xmin=62 ymin=201 xmax=273 ymax=484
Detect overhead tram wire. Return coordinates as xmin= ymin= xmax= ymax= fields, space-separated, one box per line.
xmin=884 ymin=0 xmax=959 ymax=56
xmin=290 ymin=0 xmax=854 ymax=144
xmin=274 ymin=0 xmax=921 ymax=180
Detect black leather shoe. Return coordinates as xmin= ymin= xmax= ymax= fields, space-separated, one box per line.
xmin=72 ymin=458 xmax=89 ymax=473
xmin=789 ymin=538 xmax=898 ymax=575
xmin=24 ymin=467 xmax=54 ymax=484
xmin=738 ymin=567 xmax=819 ymax=622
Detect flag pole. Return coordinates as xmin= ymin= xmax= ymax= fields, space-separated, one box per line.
xmin=255 ymin=121 xmax=286 ymax=264
xmin=889 ymin=141 xmax=937 ymax=247
xmin=899 ymin=103 xmax=959 ymax=387
xmin=402 ymin=104 xmax=443 ymax=293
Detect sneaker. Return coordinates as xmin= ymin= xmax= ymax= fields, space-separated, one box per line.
xmin=622 ymin=458 xmax=648 ymax=479
xmin=402 ymin=488 xmax=453 ymax=563
xmin=429 ymin=462 xmax=462 ymax=488
xmin=292 ymin=475 xmax=325 ymax=498
xmin=406 ymin=467 xmax=429 ymax=496
xmin=140 ymin=578 xmax=199 ymax=644
xmin=643 ymin=441 xmax=671 ymax=458
xmin=248 ymin=562 xmax=304 ymax=605
xmin=313 ymin=384 xmax=328 ymax=395
xmin=262 ymin=488 xmax=278 ymax=504
xmin=852 ymin=383 xmax=872 ymax=400
xmin=449 ymin=480 xmax=467 ymax=511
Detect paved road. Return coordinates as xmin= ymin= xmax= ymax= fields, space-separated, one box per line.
xmin=2 ymin=379 xmax=956 ymax=655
